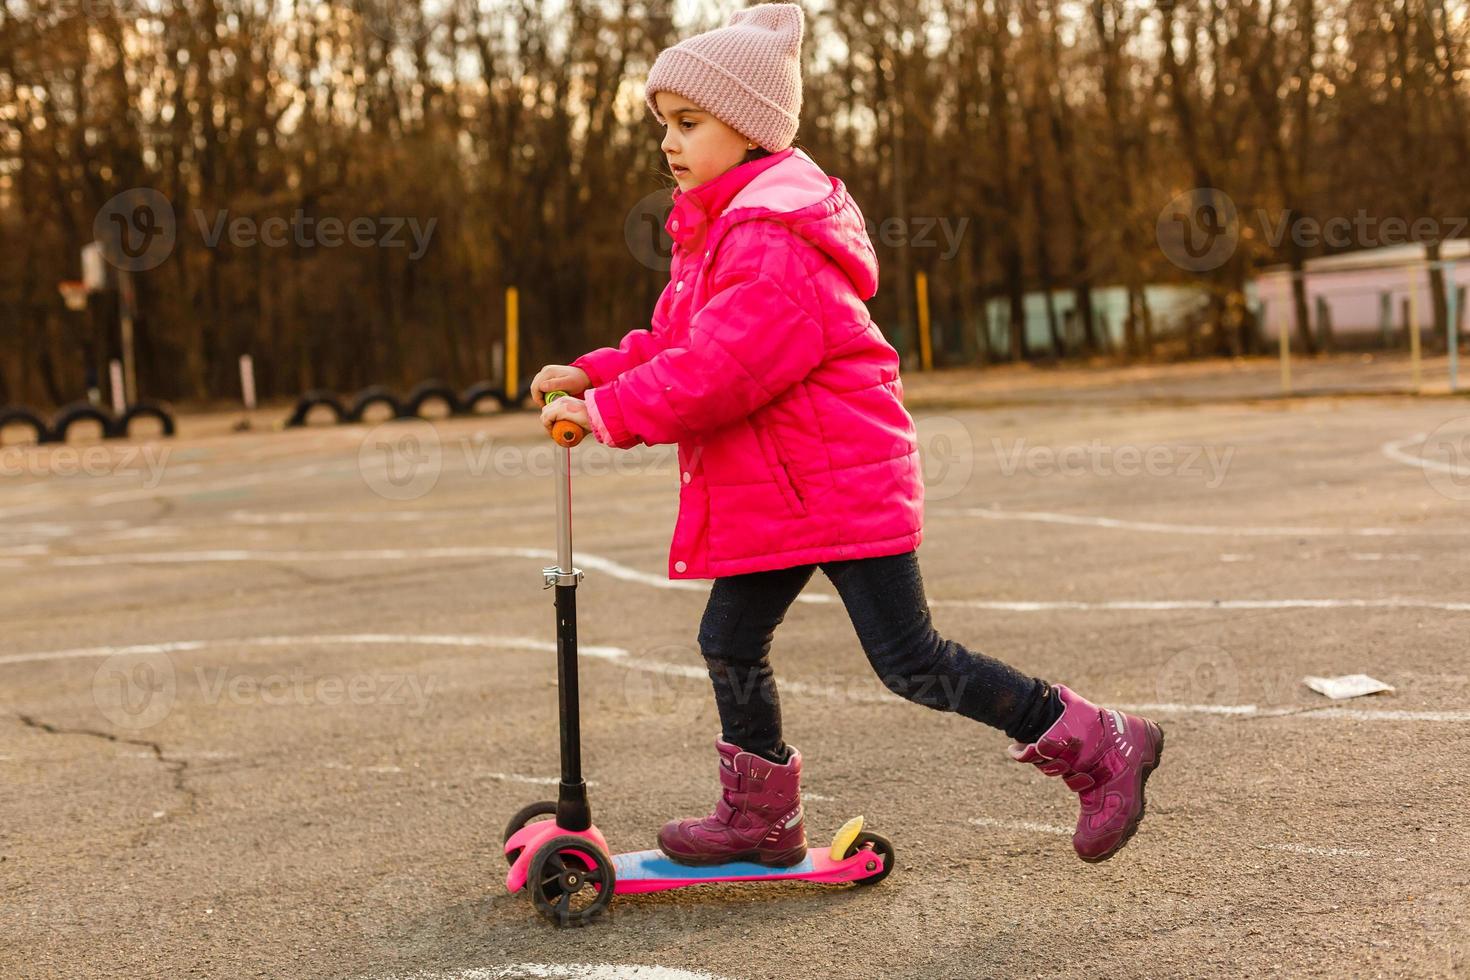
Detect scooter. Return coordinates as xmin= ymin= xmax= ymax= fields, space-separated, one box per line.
xmin=503 ymin=391 xmax=895 ymax=926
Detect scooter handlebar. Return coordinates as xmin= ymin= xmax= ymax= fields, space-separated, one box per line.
xmin=544 ymin=390 xmax=587 ymax=447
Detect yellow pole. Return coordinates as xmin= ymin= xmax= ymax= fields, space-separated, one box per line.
xmin=916 ymin=270 xmax=933 ymax=372
xmin=1278 ymin=274 xmax=1291 ymax=394
xmin=505 ymin=286 xmax=520 ymax=401
xmin=1407 ymin=266 xmax=1421 ymax=392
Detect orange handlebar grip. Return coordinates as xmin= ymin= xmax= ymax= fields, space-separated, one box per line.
xmin=544 ymin=390 xmax=587 ymax=447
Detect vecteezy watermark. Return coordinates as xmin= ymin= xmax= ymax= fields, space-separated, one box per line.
xmin=359 ymin=419 xmax=444 ymax=501
xmin=1156 ymin=188 xmax=1240 ymax=273
xmin=353 ymin=0 xmax=445 ymax=44
xmin=193 ymin=666 xmax=438 ymax=715
xmin=92 ymin=649 xmax=178 ymax=731
xmin=355 ymin=420 xmax=691 ymax=501
xmin=1 ymin=444 xmax=170 ymax=486
xmin=1158 ymin=186 xmax=1470 ymax=271
xmin=1257 ymin=210 xmax=1470 ymax=251
xmin=1156 ymin=643 xmax=1302 ymax=707
xmin=1155 ymin=644 xmax=1241 ymax=706
xmin=625 ymin=188 xmax=676 ymax=272
xmin=92 ymin=651 xmax=441 ymax=730
xmin=623 ymin=185 xmax=972 ymax=272
xmin=92 ymin=187 xmax=437 ymax=271
xmin=95 ymin=187 xmax=177 ymax=272
xmin=1417 ymin=415 xmax=1470 ymax=502
xmin=193 ymin=209 xmax=436 ymax=260
xmin=990 ymin=437 xmax=1235 ymax=488
xmin=866 ymin=217 xmax=970 ymax=261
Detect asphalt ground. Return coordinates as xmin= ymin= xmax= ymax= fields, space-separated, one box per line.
xmin=3 ymin=356 xmax=1469 ymax=979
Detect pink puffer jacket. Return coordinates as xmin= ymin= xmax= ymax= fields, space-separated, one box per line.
xmin=574 ymin=147 xmax=923 ymax=579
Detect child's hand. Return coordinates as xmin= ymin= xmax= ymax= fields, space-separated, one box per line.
xmin=540 ymin=394 xmax=590 ymax=439
xmin=530 ymin=364 xmax=591 ymax=404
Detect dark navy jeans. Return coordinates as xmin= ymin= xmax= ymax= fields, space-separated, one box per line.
xmin=696 ymin=550 xmax=1049 ymax=758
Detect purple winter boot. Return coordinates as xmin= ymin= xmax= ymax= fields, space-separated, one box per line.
xmin=657 ymin=737 xmax=807 ymax=867
xmin=1007 ymin=684 xmax=1165 ymax=863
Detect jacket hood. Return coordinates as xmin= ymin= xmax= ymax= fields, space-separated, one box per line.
xmin=722 ymin=149 xmax=880 ymax=301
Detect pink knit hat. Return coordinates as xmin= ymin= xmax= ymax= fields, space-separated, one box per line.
xmin=644 ymin=3 xmax=805 ymax=153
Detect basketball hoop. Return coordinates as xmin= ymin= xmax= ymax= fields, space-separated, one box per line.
xmin=58 ymin=280 xmax=88 ymax=312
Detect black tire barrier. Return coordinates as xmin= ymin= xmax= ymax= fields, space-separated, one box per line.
xmin=513 ymin=380 xmax=534 ymax=408
xmin=404 ymin=379 xmax=462 ymax=418
xmin=0 ymin=406 xmax=49 ymax=445
xmin=286 ymin=390 xmax=347 ymax=427
xmin=346 ymin=385 xmax=409 ymax=423
xmin=460 ymin=381 xmax=508 ymax=414
xmin=283 ymin=379 xmax=538 ymax=429
xmin=117 ymin=401 xmax=177 ymax=439
xmin=47 ymin=402 xmax=119 ymax=443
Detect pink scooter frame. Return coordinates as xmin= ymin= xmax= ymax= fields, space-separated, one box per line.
xmin=507 ymin=395 xmax=895 ymax=925
xmin=504 ymin=818 xmax=890 ymax=897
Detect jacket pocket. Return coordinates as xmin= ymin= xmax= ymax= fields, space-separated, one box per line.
xmin=757 ymin=425 xmax=807 ymax=517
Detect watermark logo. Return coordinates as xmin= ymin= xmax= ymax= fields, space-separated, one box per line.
xmin=94 ymin=188 xmax=176 ymax=272
xmin=1418 ymin=415 xmax=1470 ymax=502
xmin=1156 ymin=644 xmax=1241 ymax=706
xmin=624 ymin=188 xmax=676 ymax=272
xmin=354 ymin=0 xmax=440 ymax=44
xmin=914 ymin=414 xmax=976 ymax=502
xmin=92 ymin=649 xmax=178 ymax=730
xmin=359 ymin=419 xmax=442 ymax=501
xmin=1157 ymin=187 xmax=1238 ymax=272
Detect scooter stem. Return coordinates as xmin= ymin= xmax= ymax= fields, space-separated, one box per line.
xmin=543 ymin=391 xmax=591 ymax=832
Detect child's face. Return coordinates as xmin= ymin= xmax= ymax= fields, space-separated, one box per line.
xmin=656 ymin=91 xmax=753 ymax=191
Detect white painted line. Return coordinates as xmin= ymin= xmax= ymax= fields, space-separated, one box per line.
xmin=225 ymin=500 xmax=670 ymax=525
xmin=969 ymin=817 xmax=1377 ymax=859
xmin=1254 ymin=842 xmax=1374 ymax=858
xmin=0 ymin=502 xmax=60 ymax=520
xmin=380 ymin=966 xmax=732 ymax=980
xmin=0 ymin=634 xmax=629 ymax=667
xmin=1115 ymin=702 xmax=1261 ymax=716
xmin=967 ymin=816 xmax=1069 ymax=836
xmin=1382 ymin=433 xmax=1470 ymax=476
xmin=86 ymin=461 xmax=348 ymax=506
xmin=940 ymin=505 xmax=1458 ymax=537
xmin=322 ymin=762 xmax=405 ymax=774
xmin=928 ymin=597 xmax=1470 ymax=613
xmin=1349 ymin=553 xmax=1424 ymax=561
xmin=480 ymin=771 xmax=601 ymax=788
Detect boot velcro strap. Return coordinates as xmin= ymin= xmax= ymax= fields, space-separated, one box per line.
xmin=1063 ymin=770 xmax=1096 ymax=792
xmin=718 ymin=766 xmax=743 ymax=791
xmin=714 ymin=798 xmax=738 ymax=823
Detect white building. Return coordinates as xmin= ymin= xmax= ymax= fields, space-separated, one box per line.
xmin=1249 ymin=241 xmax=1470 ymax=343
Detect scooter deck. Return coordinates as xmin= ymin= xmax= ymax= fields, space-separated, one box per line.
xmin=610 ymin=847 xmax=882 ymax=894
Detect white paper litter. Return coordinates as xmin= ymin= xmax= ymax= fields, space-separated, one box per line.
xmin=1303 ymin=674 xmax=1395 ymax=700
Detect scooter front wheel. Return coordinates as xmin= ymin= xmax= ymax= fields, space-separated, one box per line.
xmin=844 ymin=831 xmax=896 ymax=887
xmin=503 ymin=800 xmax=558 ymax=866
xmin=528 ymin=835 xmax=616 ymax=926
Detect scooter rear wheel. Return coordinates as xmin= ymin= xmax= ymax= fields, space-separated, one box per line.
xmin=528 ymin=836 xmax=616 ymax=927
xmin=844 ymin=831 xmax=895 ymax=887
xmin=503 ymin=800 xmax=558 ymax=866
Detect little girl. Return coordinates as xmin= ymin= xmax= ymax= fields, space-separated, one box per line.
xmin=534 ymin=2 xmax=1164 ymax=867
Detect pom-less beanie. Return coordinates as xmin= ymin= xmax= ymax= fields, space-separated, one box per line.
xmin=644 ymin=3 xmax=805 ymax=153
